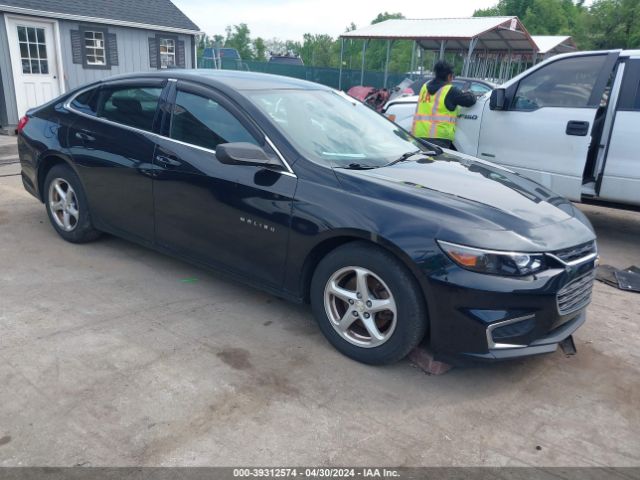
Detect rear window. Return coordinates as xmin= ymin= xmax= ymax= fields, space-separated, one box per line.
xmin=70 ymin=88 xmax=99 ymax=115
xmin=95 ymin=86 xmax=162 ymax=131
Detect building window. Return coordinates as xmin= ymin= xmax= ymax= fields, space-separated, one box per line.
xmin=159 ymin=38 xmax=176 ymax=68
xmin=17 ymin=25 xmax=48 ymax=74
xmin=84 ymin=31 xmax=106 ymax=66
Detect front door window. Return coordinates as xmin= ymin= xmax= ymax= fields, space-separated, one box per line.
xmin=17 ymin=25 xmax=48 ymax=74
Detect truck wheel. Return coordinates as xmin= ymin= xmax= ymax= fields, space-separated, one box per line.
xmin=310 ymin=241 xmax=428 ymax=365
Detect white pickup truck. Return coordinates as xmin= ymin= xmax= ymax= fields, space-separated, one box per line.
xmin=383 ymin=50 xmax=640 ymax=208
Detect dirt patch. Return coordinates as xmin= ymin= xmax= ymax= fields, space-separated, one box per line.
xmin=216 ymin=347 xmax=253 ymax=371
xmin=0 ymin=436 xmax=11 ymax=447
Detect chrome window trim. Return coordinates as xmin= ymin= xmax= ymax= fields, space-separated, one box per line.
xmin=486 ymin=314 xmax=535 ymax=350
xmin=64 ymin=85 xmax=297 ymax=178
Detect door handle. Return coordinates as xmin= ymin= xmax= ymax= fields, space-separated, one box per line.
xmin=566 ymin=120 xmax=590 ymax=136
xmin=75 ymin=131 xmax=95 ymax=142
xmin=155 ymin=154 xmax=182 ymax=168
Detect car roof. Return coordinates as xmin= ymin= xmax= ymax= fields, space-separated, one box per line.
xmin=98 ymin=69 xmax=331 ymax=91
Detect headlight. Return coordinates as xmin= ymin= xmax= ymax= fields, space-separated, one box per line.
xmin=437 ymin=240 xmax=545 ymax=276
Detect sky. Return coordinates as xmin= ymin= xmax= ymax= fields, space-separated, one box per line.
xmin=174 ymin=0 xmax=500 ymax=41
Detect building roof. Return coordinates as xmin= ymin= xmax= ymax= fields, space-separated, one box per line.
xmin=531 ymin=35 xmax=577 ymax=54
xmin=0 ymin=0 xmax=199 ymax=33
xmin=341 ymin=17 xmax=537 ymax=53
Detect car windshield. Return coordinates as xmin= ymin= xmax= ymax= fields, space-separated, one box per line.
xmin=246 ymin=89 xmax=426 ymax=168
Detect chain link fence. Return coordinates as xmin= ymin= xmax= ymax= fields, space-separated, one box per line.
xmin=197 ymin=58 xmax=409 ymax=91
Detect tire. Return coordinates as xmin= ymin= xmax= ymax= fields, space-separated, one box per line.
xmin=310 ymin=241 xmax=427 ymax=365
xmin=44 ymin=164 xmax=101 ymax=243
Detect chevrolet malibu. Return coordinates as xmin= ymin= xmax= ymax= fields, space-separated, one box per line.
xmin=17 ymin=71 xmax=598 ymax=365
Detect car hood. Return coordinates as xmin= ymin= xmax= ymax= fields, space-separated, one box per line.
xmin=334 ymin=152 xmax=595 ymax=252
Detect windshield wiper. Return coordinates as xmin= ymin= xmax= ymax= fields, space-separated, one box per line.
xmin=383 ymin=149 xmax=438 ymax=168
xmin=336 ymin=163 xmax=378 ymax=170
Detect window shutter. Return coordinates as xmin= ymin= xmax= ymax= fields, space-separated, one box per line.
xmin=176 ymin=40 xmax=186 ymax=68
xmin=148 ymin=37 xmax=158 ymax=68
xmin=70 ymin=30 xmax=83 ymax=64
xmin=107 ymin=33 xmax=119 ymax=66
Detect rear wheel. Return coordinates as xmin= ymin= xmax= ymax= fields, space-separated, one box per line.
xmin=310 ymin=241 xmax=427 ymax=365
xmin=44 ymin=164 xmax=100 ymax=243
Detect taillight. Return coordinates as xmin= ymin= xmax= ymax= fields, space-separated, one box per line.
xmin=16 ymin=115 xmax=29 ymax=134
xmin=386 ymin=114 xmax=397 ymax=122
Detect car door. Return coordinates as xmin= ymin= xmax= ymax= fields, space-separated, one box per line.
xmin=598 ymin=58 xmax=640 ymax=206
xmin=476 ymin=53 xmax=617 ymax=201
xmin=67 ymin=79 xmax=165 ymax=245
xmin=152 ymin=80 xmax=297 ymax=288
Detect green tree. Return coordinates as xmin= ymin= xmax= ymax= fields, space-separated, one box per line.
xmin=587 ymin=0 xmax=640 ymax=48
xmin=300 ymin=34 xmax=336 ymax=67
xmin=225 ymin=23 xmax=254 ymax=60
xmin=522 ymin=0 xmax=570 ymax=35
xmin=253 ymin=37 xmax=267 ymax=61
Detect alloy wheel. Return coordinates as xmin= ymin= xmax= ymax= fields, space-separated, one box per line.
xmin=324 ymin=266 xmax=397 ymax=348
xmin=48 ymin=178 xmax=79 ymax=232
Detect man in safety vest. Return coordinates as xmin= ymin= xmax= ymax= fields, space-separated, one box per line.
xmin=412 ymin=60 xmax=476 ymax=149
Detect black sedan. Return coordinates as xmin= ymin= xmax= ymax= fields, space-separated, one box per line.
xmin=17 ymin=71 xmax=598 ymax=365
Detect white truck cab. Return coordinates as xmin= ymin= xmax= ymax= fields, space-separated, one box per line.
xmin=384 ymin=50 xmax=640 ymax=208
xmin=457 ymin=49 xmax=640 ymax=207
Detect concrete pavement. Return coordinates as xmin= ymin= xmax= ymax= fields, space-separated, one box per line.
xmin=0 ymin=135 xmax=18 ymax=166
xmin=0 ymin=167 xmax=638 ymax=467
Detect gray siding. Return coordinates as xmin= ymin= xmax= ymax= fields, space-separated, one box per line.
xmin=0 ymin=15 xmax=194 ymax=127
xmin=58 ymin=20 xmax=193 ymax=90
xmin=0 ymin=13 xmax=19 ymax=126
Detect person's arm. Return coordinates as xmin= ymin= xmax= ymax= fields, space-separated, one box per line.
xmin=445 ymin=87 xmax=476 ymax=109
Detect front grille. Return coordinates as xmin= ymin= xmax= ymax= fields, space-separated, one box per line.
xmin=553 ymin=241 xmax=596 ymax=263
xmin=557 ymin=270 xmax=596 ymax=315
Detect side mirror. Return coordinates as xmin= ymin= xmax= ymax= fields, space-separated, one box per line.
xmin=216 ymin=142 xmax=280 ymax=169
xmin=490 ymin=88 xmax=507 ymax=111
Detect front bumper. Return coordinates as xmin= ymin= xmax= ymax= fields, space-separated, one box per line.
xmin=424 ymin=253 xmax=596 ymax=364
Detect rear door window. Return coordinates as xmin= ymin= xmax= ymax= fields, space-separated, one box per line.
xmin=169 ymin=89 xmax=257 ymax=150
xmin=95 ymin=85 xmax=162 ymax=131
xmin=617 ymin=59 xmax=640 ymax=111
xmin=512 ymin=55 xmax=608 ymax=110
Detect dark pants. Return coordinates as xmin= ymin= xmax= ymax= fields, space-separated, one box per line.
xmin=424 ymin=138 xmax=456 ymax=150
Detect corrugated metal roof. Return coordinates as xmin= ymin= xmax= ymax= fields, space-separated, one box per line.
xmin=0 ymin=0 xmax=199 ymax=32
xmin=532 ymin=35 xmax=577 ymax=54
xmin=341 ymin=17 xmax=538 ymax=52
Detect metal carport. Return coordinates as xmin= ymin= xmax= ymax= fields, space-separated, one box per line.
xmin=338 ymin=16 xmax=538 ymax=89
xmin=532 ymin=35 xmax=578 ymax=59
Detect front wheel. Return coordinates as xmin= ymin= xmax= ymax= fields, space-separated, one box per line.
xmin=310 ymin=242 xmax=428 ymax=365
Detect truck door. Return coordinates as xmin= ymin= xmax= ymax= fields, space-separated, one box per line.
xmin=598 ymin=58 xmax=640 ymax=206
xmin=476 ymin=53 xmax=617 ymax=201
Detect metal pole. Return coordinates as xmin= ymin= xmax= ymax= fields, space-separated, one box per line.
xmin=463 ymin=37 xmax=478 ymax=77
xmin=360 ymin=40 xmax=368 ymax=86
xmin=383 ymin=40 xmax=392 ymax=88
xmin=439 ymin=40 xmax=446 ymax=60
xmin=409 ymin=40 xmax=416 ymax=80
xmin=338 ymin=37 xmax=344 ymax=91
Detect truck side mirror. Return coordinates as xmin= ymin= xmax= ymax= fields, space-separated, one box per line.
xmin=490 ymin=88 xmax=507 ymax=111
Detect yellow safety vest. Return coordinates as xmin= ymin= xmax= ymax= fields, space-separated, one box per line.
xmin=411 ymin=83 xmax=459 ymax=141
